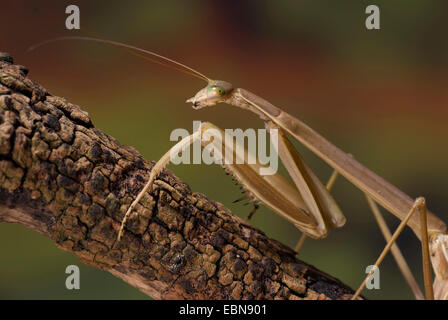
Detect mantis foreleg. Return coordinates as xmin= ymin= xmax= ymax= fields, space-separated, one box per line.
xmin=118 ymin=121 xmax=346 ymax=242
xmin=117 ymin=127 xmax=203 ymax=241
xmin=294 ymin=169 xmax=340 ymax=254
xmin=265 ymin=121 xmax=346 ymax=239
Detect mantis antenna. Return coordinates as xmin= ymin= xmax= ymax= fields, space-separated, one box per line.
xmin=28 ymin=36 xmax=212 ymax=83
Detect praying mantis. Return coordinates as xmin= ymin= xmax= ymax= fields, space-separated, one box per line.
xmin=30 ymin=36 xmax=448 ymax=300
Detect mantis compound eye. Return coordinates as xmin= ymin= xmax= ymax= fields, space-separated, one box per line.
xmin=207 ymin=84 xmax=226 ymax=97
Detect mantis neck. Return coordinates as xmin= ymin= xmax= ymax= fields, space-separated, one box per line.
xmin=225 ymin=88 xmax=270 ymax=122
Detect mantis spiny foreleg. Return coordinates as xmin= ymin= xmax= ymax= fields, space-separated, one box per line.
xmin=117 ymin=127 xmax=204 ymax=241
xmin=119 ymin=121 xmax=344 ymax=242
xmin=294 ymin=170 xmax=339 ymax=254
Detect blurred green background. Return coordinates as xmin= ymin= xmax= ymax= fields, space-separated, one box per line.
xmin=1 ymin=0 xmax=447 ymax=299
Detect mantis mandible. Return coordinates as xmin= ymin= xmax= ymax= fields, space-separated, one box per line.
xmin=30 ymin=36 xmax=448 ymax=300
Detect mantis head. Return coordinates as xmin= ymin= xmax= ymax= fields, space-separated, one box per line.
xmin=186 ymin=80 xmax=233 ymax=109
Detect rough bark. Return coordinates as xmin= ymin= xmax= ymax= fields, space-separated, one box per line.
xmin=0 ymin=52 xmax=357 ymax=300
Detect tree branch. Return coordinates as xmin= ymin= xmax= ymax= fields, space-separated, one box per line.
xmin=0 ymin=52 xmax=357 ymax=300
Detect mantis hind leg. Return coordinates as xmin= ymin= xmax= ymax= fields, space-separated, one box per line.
xmin=351 ymin=197 xmax=433 ymax=300
xmin=366 ymin=196 xmax=425 ymax=300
